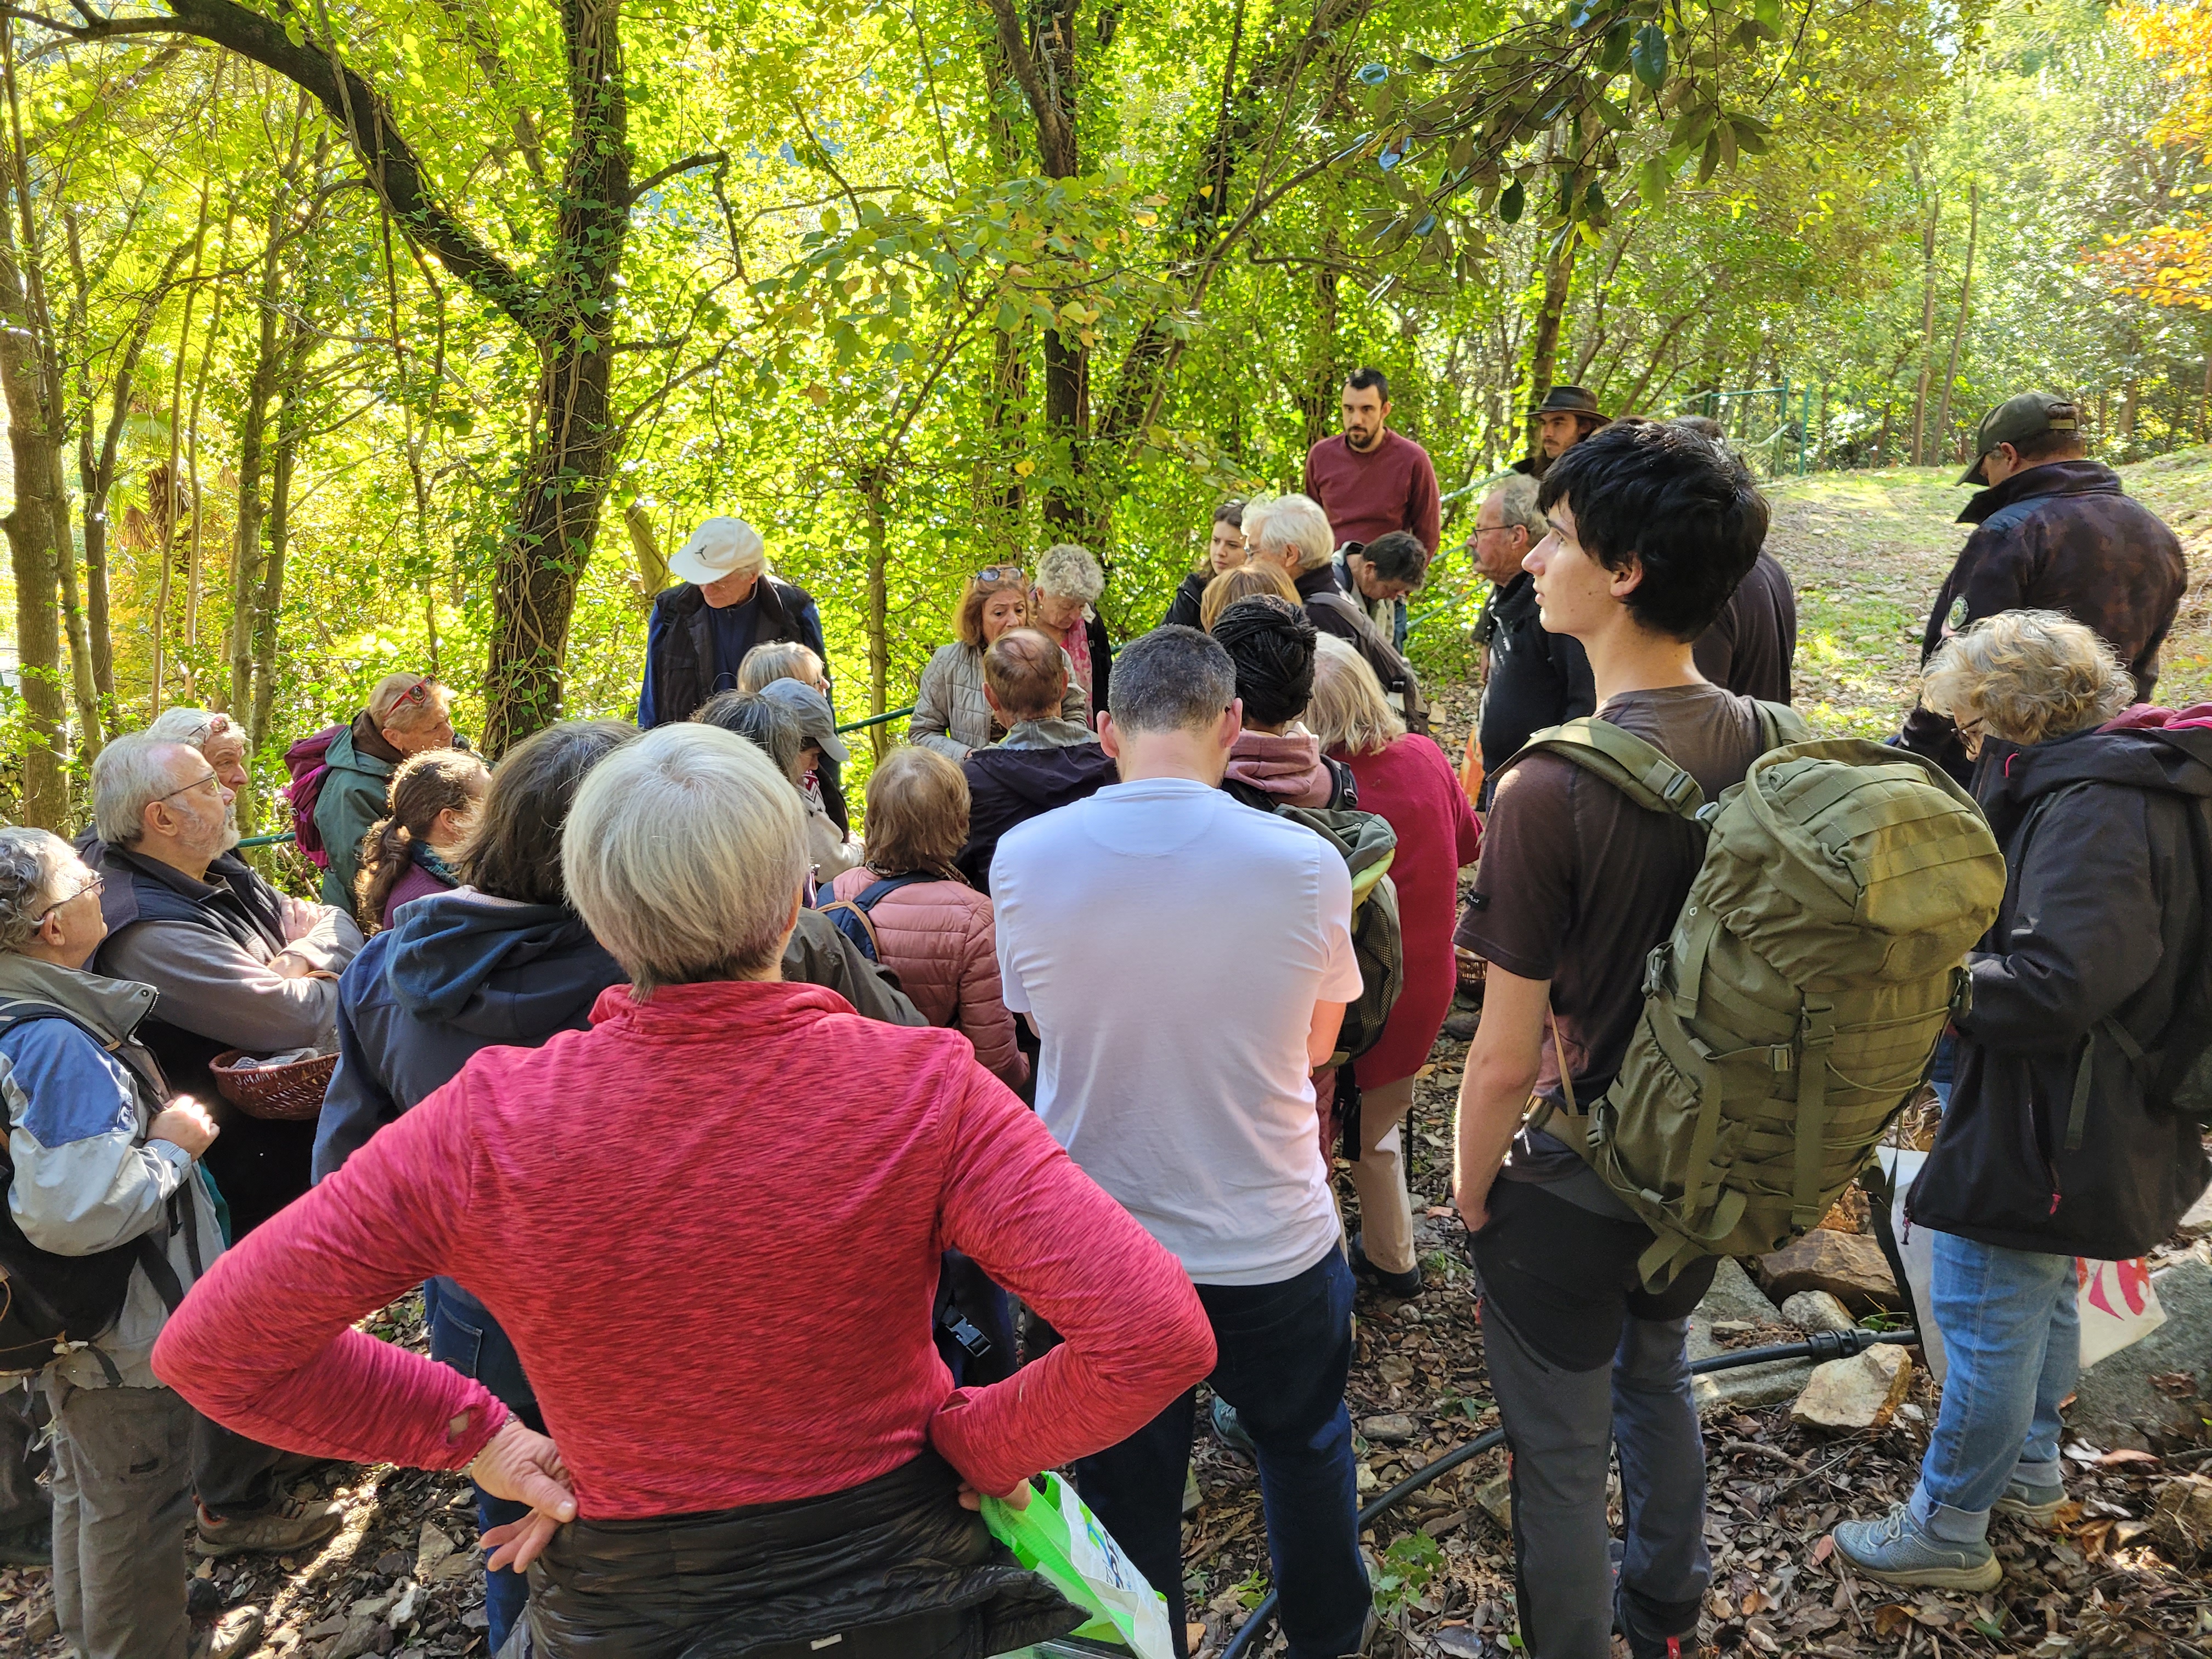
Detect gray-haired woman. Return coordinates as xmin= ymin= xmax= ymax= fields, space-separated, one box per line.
xmin=1030 ymin=541 xmax=1112 ymax=722
xmin=1834 ymin=611 xmax=2212 ymax=1592
xmin=158 ymin=724 xmax=1216 ymax=1658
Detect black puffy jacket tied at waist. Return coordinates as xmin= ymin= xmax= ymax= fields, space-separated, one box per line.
xmin=1908 ymin=718 xmax=2212 ymax=1260
xmin=511 ymin=1452 xmax=1080 ymax=1659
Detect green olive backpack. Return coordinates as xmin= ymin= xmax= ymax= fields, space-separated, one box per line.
xmin=1513 ymin=707 xmax=2008 ymax=1291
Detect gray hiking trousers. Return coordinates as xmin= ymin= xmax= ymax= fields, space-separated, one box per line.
xmin=44 ymin=1378 xmax=195 ymax=1659
xmin=1482 ymin=1299 xmax=1709 ymax=1659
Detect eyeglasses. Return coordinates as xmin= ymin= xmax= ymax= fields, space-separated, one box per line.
xmin=974 ymin=566 xmax=1026 ymax=584
xmin=381 ymin=679 xmax=432 ymax=715
xmin=157 ymin=771 xmax=223 ymax=805
xmin=36 ymin=874 xmax=103 ymax=924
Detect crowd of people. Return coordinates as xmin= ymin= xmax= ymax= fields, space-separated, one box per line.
xmin=0 ymin=372 xmax=2205 ymax=1659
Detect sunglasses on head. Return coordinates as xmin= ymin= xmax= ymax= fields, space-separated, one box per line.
xmin=974 ymin=565 xmax=1026 ymax=584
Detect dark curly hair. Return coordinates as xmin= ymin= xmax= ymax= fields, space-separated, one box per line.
xmin=1211 ymin=595 xmax=1319 ymax=727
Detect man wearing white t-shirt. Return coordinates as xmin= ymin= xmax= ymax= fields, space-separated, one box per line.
xmin=992 ymin=625 xmax=1370 ymax=1659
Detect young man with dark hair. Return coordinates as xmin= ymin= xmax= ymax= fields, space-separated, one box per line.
xmin=1897 ymin=391 xmax=2186 ymax=780
xmin=1452 ymin=421 xmax=1768 ymax=1659
xmin=1304 ymin=368 xmax=1442 ymax=564
xmin=992 ymin=625 xmax=1369 ymax=1659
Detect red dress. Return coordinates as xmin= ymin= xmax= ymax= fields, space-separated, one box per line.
xmin=1342 ymin=734 xmax=1482 ymax=1088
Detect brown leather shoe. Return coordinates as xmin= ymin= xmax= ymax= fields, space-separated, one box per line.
xmin=195 ymin=1495 xmax=345 ymax=1557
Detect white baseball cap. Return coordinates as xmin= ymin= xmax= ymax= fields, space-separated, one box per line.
xmin=669 ymin=516 xmax=766 ymax=588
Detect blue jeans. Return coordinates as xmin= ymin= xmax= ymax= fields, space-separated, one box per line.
xmin=425 ymin=1279 xmax=542 ymax=1655
xmin=1912 ymin=1231 xmax=2078 ymax=1543
xmin=1068 ymin=1247 xmax=1367 ymax=1659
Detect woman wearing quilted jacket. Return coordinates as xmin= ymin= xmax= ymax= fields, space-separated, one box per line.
xmin=827 ymin=747 xmax=1026 ymax=1091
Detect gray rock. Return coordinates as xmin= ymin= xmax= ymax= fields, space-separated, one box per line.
xmin=1790 ymin=1344 xmax=1912 ymax=1433
xmin=2069 ymin=1248 xmax=2212 ymax=1447
xmin=1472 ymin=1472 xmax=1513 ymax=1532
xmin=1781 ymin=1290 xmax=1858 ymax=1334
xmin=1361 ymin=1413 xmax=1417 ymax=1444
xmin=1430 ymin=1628 xmax=1489 ymax=1656
xmin=1690 ymin=1256 xmax=1810 ymax=1411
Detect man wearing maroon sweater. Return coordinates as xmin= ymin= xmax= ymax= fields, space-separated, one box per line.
xmin=1303 ymin=368 xmax=1442 ymax=559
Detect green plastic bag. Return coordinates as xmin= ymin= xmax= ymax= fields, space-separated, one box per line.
xmin=981 ymin=1472 xmax=1175 ymax=1659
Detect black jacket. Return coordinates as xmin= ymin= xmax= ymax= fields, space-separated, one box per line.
xmin=1899 ymin=461 xmax=2188 ymax=780
xmin=1475 ymin=571 xmax=1595 ymax=806
xmin=1908 ymin=720 xmax=2212 ymax=1258
xmin=957 ymin=735 xmax=1119 ymax=894
xmin=522 ymin=1451 xmax=1079 ymax=1658
xmin=1161 ymin=571 xmax=1209 ymax=631
xmin=1693 ymin=549 xmax=1797 ymax=704
xmin=641 ymin=576 xmax=825 ymax=729
xmin=1082 ymin=609 xmax=1113 ymax=721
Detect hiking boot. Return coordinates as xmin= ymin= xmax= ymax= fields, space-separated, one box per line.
xmin=1993 ymin=1476 xmax=2067 ymax=1527
xmin=1350 ymin=1233 xmax=1423 ymax=1300
xmin=1831 ymin=1505 xmax=2001 ymax=1592
xmin=190 ymin=1604 xmax=266 ymax=1659
xmin=195 ymin=1495 xmax=345 ymax=1557
xmin=1610 ymin=1540 xmax=1699 ymax=1659
xmin=0 ymin=1515 xmax=50 ymax=1566
xmin=1211 ymin=1396 xmax=1255 ymax=1458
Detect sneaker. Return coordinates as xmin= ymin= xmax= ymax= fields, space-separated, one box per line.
xmin=190 ymin=1604 xmax=266 ymax=1659
xmin=1211 ymin=1396 xmax=1255 ymax=1458
xmin=0 ymin=1516 xmax=50 ymax=1566
xmin=1831 ymin=1505 xmax=2001 ymax=1592
xmin=1349 ymin=1233 xmax=1423 ymax=1300
xmin=195 ymin=1496 xmax=345 ymax=1558
xmin=1993 ymin=1477 xmax=2067 ymax=1527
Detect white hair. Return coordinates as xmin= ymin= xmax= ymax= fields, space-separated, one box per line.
xmin=1243 ymin=493 xmax=1335 ymax=573
xmin=145 ymin=706 xmax=243 ymax=753
xmin=92 ymin=732 xmax=199 ymax=849
xmin=0 ymin=827 xmax=70 ymax=953
xmin=562 ymin=724 xmax=808 ymax=995
xmin=1036 ymin=541 xmax=1104 ymax=605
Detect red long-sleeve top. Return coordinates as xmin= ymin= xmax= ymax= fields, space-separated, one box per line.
xmin=154 ymin=980 xmax=1215 ymax=1518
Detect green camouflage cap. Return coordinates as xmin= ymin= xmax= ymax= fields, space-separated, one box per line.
xmin=1961 ymin=392 xmax=2079 ymax=486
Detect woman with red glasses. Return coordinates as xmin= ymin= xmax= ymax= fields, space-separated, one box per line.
xmin=908 ymin=567 xmax=1086 ymax=759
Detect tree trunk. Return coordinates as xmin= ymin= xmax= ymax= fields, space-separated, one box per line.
xmin=1298 ymin=239 xmax=1341 ymax=454
xmin=1910 ymin=192 xmax=1940 ymax=466
xmin=228 ymin=123 xmax=304 ymax=718
xmin=1931 ymin=180 xmax=1978 ymax=465
xmin=0 ymin=20 xmax=69 ymax=823
xmin=481 ymin=0 xmax=630 ymax=753
xmin=860 ymin=472 xmax=891 ymax=761
xmin=623 ymin=498 xmax=667 ymax=595
xmin=1523 ymin=234 xmax=1580 ymax=463
xmin=248 ymin=309 xmax=318 ymax=758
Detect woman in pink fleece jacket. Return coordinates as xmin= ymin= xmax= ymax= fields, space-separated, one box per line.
xmin=826 ymin=747 xmax=1025 ymax=1088
xmin=155 ymin=724 xmax=1214 ymax=1659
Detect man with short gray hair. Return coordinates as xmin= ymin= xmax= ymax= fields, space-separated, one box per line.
xmin=84 ymin=731 xmax=359 ymax=1557
xmin=992 ymin=625 xmax=1371 ymax=1659
xmin=1252 ymin=494 xmax=1426 ymax=731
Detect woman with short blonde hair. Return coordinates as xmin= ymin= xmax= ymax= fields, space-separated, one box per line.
xmin=736 ymin=641 xmax=828 ymax=696
xmin=1198 ymin=561 xmax=1298 ymax=631
xmin=1921 ymin=609 xmax=2136 ymax=754
xmin=1305 ymin=634 xmax=1407 ymax=757
xmin=827 ymin=746 xmax=1025 ymax=1087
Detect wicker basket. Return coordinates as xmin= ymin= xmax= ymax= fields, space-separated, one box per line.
xmin=208 ymin=1049 xmax=336 ymax=1122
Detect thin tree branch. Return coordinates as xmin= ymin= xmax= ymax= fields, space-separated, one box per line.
xmin=629 ymin=149 xmax=726 ymax=204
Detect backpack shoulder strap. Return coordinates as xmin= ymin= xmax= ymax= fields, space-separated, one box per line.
xmin=853 ymin=872 xmax=938 ymax=912
xmin=1753 ymin=700 xmax=1812 ymax=750
xmin=1511 ymin=717 xmax=1707 ymax=822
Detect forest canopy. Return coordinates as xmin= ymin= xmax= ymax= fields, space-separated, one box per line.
xmin=4 ymin=0 xmax=2210 ymax=828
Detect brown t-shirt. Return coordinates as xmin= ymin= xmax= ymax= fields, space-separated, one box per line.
xmin=1454 ymin=682 xmax=1765 ymax=1180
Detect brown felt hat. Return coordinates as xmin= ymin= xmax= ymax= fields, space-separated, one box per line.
xmin=1961 ymin=392 xmax=2079 ymax=486
xmin=1531 ymin=385 xmax=1607 ymax=420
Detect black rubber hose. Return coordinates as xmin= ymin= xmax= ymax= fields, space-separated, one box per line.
xmin=1214 ymin=1328 xmax=1916 ymax=1658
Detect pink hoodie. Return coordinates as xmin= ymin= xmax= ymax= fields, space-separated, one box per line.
xmin=1224 ymin=727 xmax=1334 ymax=807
